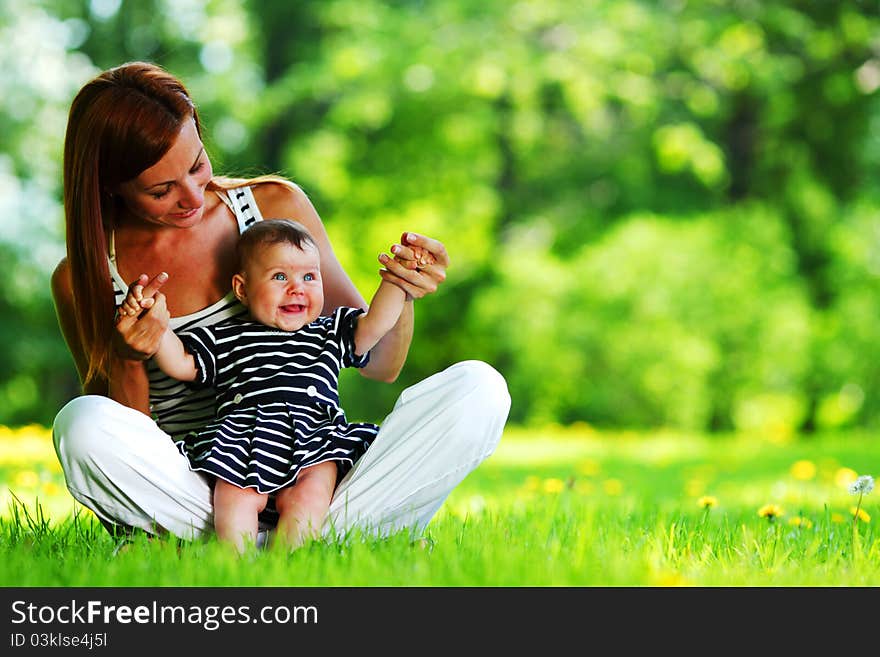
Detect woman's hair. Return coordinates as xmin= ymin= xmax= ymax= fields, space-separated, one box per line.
xmin=236 ymin=219 xmax=317 ymax=273
xmin=62 ymin=61 xmax=301 ymax=385
xmin=64 ymin=61 xmax=200 ymax=384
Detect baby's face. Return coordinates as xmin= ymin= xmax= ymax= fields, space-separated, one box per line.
xmin=236 ymin=241 xmax=324 ymax=331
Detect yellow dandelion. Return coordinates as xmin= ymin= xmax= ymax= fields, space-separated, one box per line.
xmin=543 ymin=478 xmax=565 ymax=494
xmin=835 ymin=467 xmax=858 ymax=489
xmin=41 ymin=481 xmax=61 ymax=497
xmin=602 ymin=478 xmax=623 ymax=496
xmin=13 ymin=470 xmax=39 ymax=488
xmin=850 ymin=507 xmax=871 ymax=523
xmin=831 ymin=512 xmax=845 ymax=523
xmin=790 ymin=460 xmax=816 ymax=481
xmin=787 ymin=516 xmax=813 ymax=529
xmin=758 ymin=504 xmax=784 ymax=519
xmin=697 ymin=495 xmax=718 ymax=509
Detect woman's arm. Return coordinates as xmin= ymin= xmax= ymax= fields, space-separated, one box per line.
xmin=52 ymin=258 xmax=151 ymax=411
xmin=51 ymin=259 xmax=167 ymax=416
xmin=51 ymin=258 xmax=99 ymax=393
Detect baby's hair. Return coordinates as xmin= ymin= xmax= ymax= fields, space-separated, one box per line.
xmin=236 ymin=218 xmax=317 ymax=271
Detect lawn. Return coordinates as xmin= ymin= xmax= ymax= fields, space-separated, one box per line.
xmin=0 ymin=423 xmax=877 ymax=586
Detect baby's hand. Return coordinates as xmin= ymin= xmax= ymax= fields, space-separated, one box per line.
xmin=115 ymin=279 xmax=155 ymax=323
xmin=391 ymin=244 xmax=436 ymax=271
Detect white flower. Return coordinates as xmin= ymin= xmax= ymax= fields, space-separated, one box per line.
xmin=848 ymin=475 xmax=875 ymax=496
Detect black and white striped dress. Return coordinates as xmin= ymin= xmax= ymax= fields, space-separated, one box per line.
xmin=176 ymin=309 xmax=377 ymax=493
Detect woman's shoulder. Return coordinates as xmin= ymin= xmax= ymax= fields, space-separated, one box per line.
xmin=213 ymin=174 xmax=326 ymax=232
xmin=50 ymin=257 xmax=72 ymax=301
xmin=52 ymin=256 xmax=70 ymax=278
xmin=250 ymin=177 xmax=313 ymax=219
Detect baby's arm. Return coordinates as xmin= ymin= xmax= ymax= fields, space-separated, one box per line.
xmin=117 ymin=285 xmax=197 ymax=382
xmin=353 ymin=278 xmax=407 ymax=357
xmin=153 ymin=329 xmax=198 ymax=382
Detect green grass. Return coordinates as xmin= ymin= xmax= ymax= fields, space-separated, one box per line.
xmin=0 ymin=425 xmax=878 ymax=586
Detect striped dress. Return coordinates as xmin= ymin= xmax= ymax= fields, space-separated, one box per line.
xmin=175 ymin=309 xmax=377 ymax=492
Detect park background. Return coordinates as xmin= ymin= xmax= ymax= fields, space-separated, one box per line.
xmin=1 ymin=1 xmax=880 ymax=584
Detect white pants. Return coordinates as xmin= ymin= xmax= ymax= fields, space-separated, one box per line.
xmin=52 ymin=360 xmax=510 ymax=541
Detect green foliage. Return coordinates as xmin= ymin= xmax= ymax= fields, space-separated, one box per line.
xmin=473 ymin=205 xmax=820 ymax=430
xmin=2 ymin=0 xmax=880 ymax=430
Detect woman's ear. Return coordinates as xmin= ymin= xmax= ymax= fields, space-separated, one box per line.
xmin=231 ymin=273 xmax=247 ymax=304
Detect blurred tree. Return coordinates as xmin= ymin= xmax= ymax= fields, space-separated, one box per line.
xmin=2 ymin=0 xmax=880 ymax=433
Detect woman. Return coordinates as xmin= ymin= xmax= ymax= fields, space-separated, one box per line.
xmin=51 ymin=61 xmax=510 ymax=544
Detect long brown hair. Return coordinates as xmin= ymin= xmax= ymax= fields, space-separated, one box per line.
xmin=63 ymin=61 xmax=200 ymax=385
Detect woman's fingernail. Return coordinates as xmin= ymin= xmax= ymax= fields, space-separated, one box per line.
xmin=379 ymin=253 xmax=389 ymax=262
xmin=406 ymin=233 xmax=416 ymax=242
xmin=158 ymin=272 xmax=168 ymax=281
xmin=391 ymin=245 xmax=400 ymax=254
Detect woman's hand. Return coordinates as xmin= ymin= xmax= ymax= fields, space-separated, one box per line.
xmin=112 ymin=272 xmax=169 ymax=361
xmin=378 ymin=232 xmax=449 ymax=300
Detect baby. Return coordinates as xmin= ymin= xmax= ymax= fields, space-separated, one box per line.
xmin=119 ymin=218 xmax=433 ymax=552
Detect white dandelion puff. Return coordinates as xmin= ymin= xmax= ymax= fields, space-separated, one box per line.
xmin=849 ymin=475 xmax=875 ymax=496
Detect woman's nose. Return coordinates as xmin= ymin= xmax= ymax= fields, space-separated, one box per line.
xmin=178 ymin=179 xmax=204 ymax=209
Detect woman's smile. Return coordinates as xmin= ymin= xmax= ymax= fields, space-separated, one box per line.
xmin=169 ymin=207 xmax=200 ymax=219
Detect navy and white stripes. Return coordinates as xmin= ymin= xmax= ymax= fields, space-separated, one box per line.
xmin=175 ymin=308 xmax=376 ymax=493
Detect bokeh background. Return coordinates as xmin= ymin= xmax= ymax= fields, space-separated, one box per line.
xmin=2 ymin=0 xmax=880 ymax=442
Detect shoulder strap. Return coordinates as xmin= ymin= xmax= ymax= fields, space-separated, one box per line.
xmin=107 ymin=231 xmax=129 ymax=296
xmin=218 ymin=186 xmax=264 ymax=234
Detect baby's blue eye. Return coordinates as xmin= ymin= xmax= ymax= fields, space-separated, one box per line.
xmin=304 ymin=273 xmax=315 ymax=282
xmin=272 ymin=272 xmax=287 ymax=281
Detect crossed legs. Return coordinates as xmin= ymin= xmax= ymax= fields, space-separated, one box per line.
xmin=53 ymin=362 xmax=510 ymax=543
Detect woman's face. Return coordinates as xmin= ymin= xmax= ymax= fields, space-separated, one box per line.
xmin=116 ymin=118 xmax=213 ymax=228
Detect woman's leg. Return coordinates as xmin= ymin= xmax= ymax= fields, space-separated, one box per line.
xmin=212 ymin=481 xmax=267 ymax=553
xmin=52 ymin=395 xmax=214 ymax=540
xmin=274 ymin=461 xmax=337 ymax=550
xmin=325 ymin=360 xmax=510 ymax=538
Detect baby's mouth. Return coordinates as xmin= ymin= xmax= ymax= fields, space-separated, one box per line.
xmin=280 ymin=304 xmax=306 ymax=313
